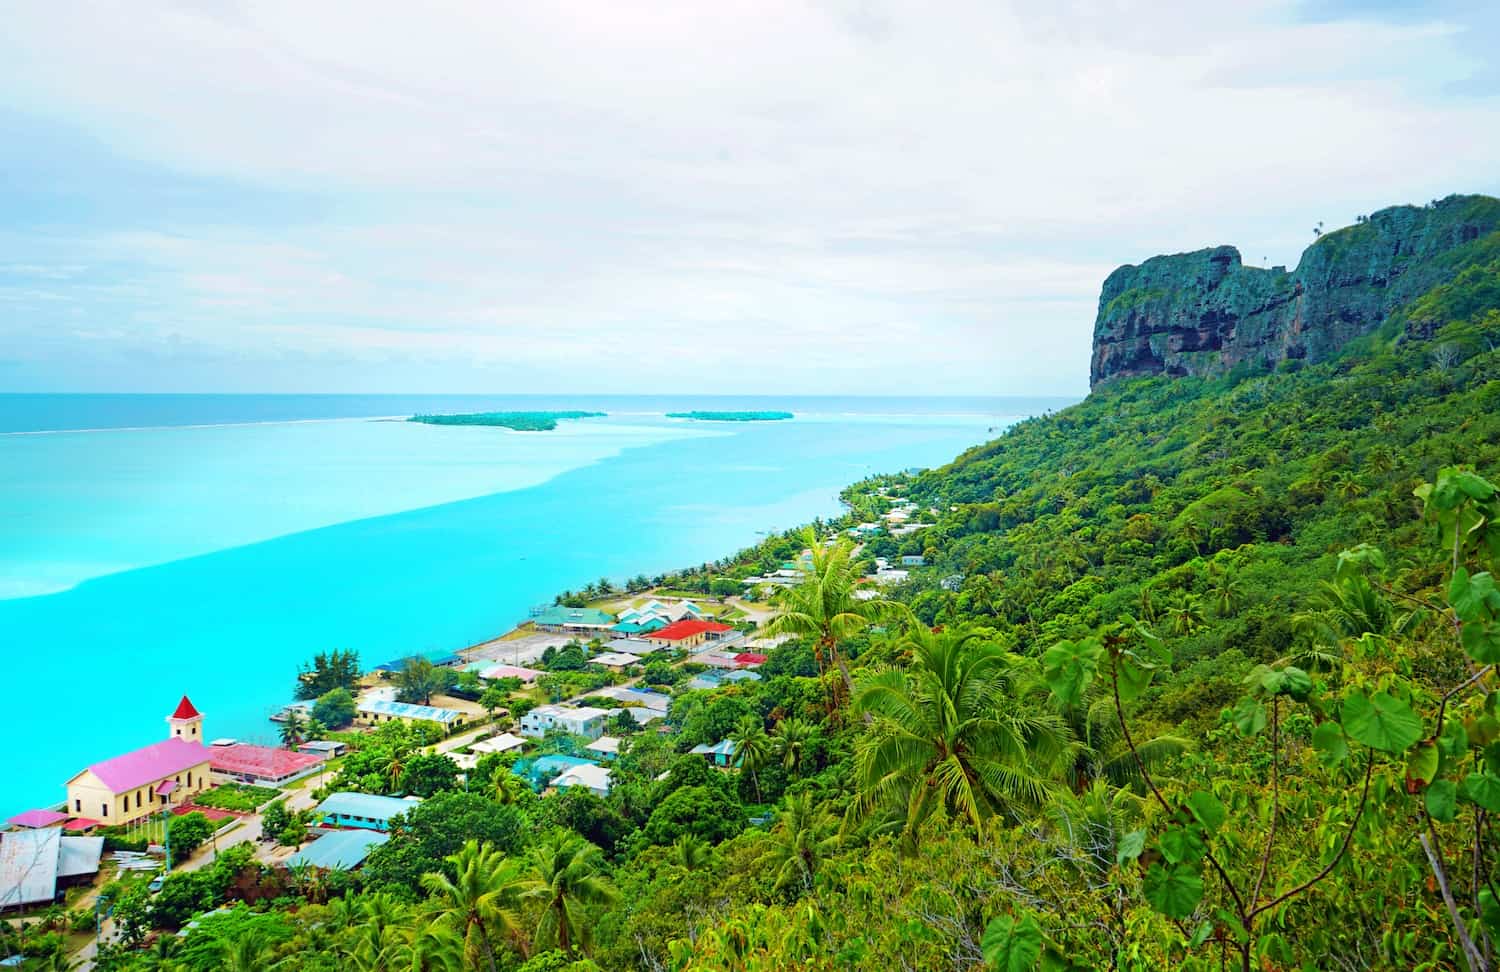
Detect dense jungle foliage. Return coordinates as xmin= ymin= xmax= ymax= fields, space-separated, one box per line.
xmin=42 ymin=237 xmax=1500 ymax=972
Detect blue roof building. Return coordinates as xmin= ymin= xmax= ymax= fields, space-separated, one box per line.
xmin=317 ymin=792 xmax=422 ymax=832
xmin=285 ymin=830 xmax=390 ymax=870
xmin=357 ymin=699 xmax=465 ymax=727
xmin=689 ymin=739 xmax=739 ymax=767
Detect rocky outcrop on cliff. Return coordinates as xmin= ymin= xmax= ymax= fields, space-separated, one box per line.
xmin=1089 ymin=194 xmax=1500 ymax=387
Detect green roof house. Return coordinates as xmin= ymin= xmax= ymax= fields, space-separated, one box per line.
xmin=531 ymin=606 xmax=616 ymax=632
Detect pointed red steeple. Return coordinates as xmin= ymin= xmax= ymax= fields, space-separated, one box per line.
xmin=170 ymin=695 xmax=200 ymax=720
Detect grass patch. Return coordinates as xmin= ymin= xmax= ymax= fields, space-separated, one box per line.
xmin=193 ymin=783 xmax=280 ymax=812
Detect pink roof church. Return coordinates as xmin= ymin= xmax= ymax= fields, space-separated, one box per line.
xmin=63 ymin=696 xmax=213 ymax=826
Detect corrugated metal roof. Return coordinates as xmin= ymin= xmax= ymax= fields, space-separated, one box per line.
xmin=284 ymin=830 xmax=389 ymax=870
xmin=357 ymin=699 xmax=463 ymax=723
xmin=56 ymin=836 xmax=104 ymax=879
xmin=0 ymin=827 xmax=60 ymax=909
xmin=318 ymin=792 xmax=422 ymax=821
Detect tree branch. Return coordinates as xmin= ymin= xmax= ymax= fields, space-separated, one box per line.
xmin=1249 ymin=747 xmax=1373 ymax=921
xmin=1420 ymin=823 xmax=1490 ymax=972
xmin=1111 ymin=658 xmax=1248 ymax=922
xmin=1251 ymin=697 xmax=1280 ymax=909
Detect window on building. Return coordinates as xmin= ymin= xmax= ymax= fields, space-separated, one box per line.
xmin=175 ymin=727 xmax=181 ymax=735
xmin=74 ymin=799 xmax=81 ymax=812
xmin=102 ymin=804 xmax=108 ymax=817
xmin=187 ymin=771 xmax=192 ymax=785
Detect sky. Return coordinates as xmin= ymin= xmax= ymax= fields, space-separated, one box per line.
xmin=1 ymin=0 xmax=1497 ymax=396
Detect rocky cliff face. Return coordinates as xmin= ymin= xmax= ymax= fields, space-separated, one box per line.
xmin=1090 ymin=194 xmax=1500 ymax=387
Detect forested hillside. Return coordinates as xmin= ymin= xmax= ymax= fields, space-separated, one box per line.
xmin=51 ymin=206 xmax=1500 ymax=972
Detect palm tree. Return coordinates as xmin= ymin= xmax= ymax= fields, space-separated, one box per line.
xmin=420 ymin=840 xmax=537 ymax=972
xmin=302 ymin=717 xmax=327 ymax=742
xmin=850 ymin=626 xmax=1071 ymax=838
xmin=1052 ymin=681 xmax=1191 ymax=792
xmin=218 ymin=928 xmax=280 ymax=972
xmin=772 ymin=718 xmax=816 ymax=777
xmin=765 ymin=791 xmax=839 ymax=894
xmin=1165 ymin=591 xmax=1205 ymax=636
xmin=1210 ymin=569 xmax=1243 ymax=618
xmin=729 ymin=716 xmax=775 ymax=802
xmin=672 ymin=833 xmax=712 ymax=872
xmin=765 ymin=530 xmax=897 ymax=709
xmin=279 ymin=711 xmax=305 ymax=749
xmin=529 ymin=830 xmax=619 ymax=956
xmin=492 ymin=769 xmax=528 ymax=806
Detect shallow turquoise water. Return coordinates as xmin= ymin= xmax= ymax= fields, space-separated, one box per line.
xmin=0 ymin=396 xmax=1071 ymax=816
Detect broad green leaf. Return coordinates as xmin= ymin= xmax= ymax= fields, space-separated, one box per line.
xmin=1115 ymin=829 xmax=1146 ymax=867
xmin=1480 ymin=888 xmax=1500 ymax=938
xmin=1450 ymin=569 xmax=1498 ymax=624
xmin=1189 ymin=921 xmax=1213 ymax=948
xmin=1452 ymin=469 xmax=1498 ymax=501
xmin=981 ymin=913 xmax=1043 ymax=972
xmin=1460 ymin=772 xmax=1500 ymax=812
xmin=1312 ymin=721 xmax=1349 ymax=768
xmin=1042 ymin=639 xmax=1101 ymax=707
xmin=1280 ymin=666 xmax=1313 ymax=702
xmin=1426 ymin=779 xmax=1458 ymax=823
xmin=1159 ymin=826 xmax=1206 ymax=865
xmin=1405 ymin=741 xmax=1439 ymax=787
xmin=1342 ymin=690 xmax=1424 ymax=753
xmin=1439 ymin=720 xmax=1469 ymax=757
xmin=1461 ymin=620 xmax=1500 ymax=664
xmin=1114 ymin=652 xmax=1153 ymax=702
xmin=1232 ymin=697 xmax=1267 ymax=737
xmin=1143 ymin=862 xmax=1203 ymax=919
xmin=1186 ymin=791 xmax=1226 ymax=834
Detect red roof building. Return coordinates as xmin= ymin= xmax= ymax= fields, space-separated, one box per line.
xmin=646 ymin=619 xmax=733 ymax=648
xmin=209 ymin=743 xmax=323 ymax=784
xmin=170 ymin=696 xmax=201 ymax=720
xmin=733 ymin=653 xmax=768 ymax=668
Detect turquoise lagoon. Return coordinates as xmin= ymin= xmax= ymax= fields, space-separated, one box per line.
xmin=0 ymin=395 xmax=1073 ymax=816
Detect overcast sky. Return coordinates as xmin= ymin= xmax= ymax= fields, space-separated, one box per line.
xmin=1 ymin=0 xmax=1497 ymax=395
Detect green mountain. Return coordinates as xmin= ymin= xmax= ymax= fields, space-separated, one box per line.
xmin=59 ymin=198 xmax=1500 ymax=972
xmin=1091 ymin=193 xmax=1500 ymax=385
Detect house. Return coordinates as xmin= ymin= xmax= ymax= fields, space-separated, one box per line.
xmin=531 ymin=606 xmax=616 ymax=633
xmin=516 ymin=755 xmax=597 ymax=790
xmin=470 ymin=732 xmax=527 ymax=755
xmin=519 ymin=705 xmax=609 ymax=740
xmin=478 ymin=664 xmax=543 ymax=684
xmin=298 ymin=740 xmax=348 ymax=759
xmin=0 ymin=827 xmax=104 ymax=912
xmin=584 ymin=736 xmax=621 ymax=760
xmin=65 ymin=696 xmax=213 ymax=826
xmin=317 ymin=792 xmax=421 ymax=832
xmin=901 ymin=555 xmax=927 ymax=567
xmin=208 ymin=742 xmax=323 ymax=784
xmin=732 ymin=653 xmax=768 ymax=668
xmin=549 ymin=763 xmax=612 ymax=797
xmin=610 ymin=617 xmax=668 ymax=636
xmin=586 ymin=686 xmax=671 ymax=712
xmin=602 ymin=638 xmax=658 ymax=655
xmin=689 ymin=739 xmax=739 ymax=767
xmin=590 ymin=652 xmax=640 ymax=669
xmin=283 ymin=830 xmax=389 ymax=871
xmin=688 ymin=669 xmax=762 ymax=691
xmin=357 ymin=699 xmax=466 ymax=730
xmin=645 ymin=619 xmax=735 ymax=650
xmin=5 ymin=809 xmax=68 ymax=829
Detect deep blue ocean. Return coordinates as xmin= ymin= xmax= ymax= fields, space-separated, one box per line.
xmin=0 ymin=394 xmax=1074 ymax=816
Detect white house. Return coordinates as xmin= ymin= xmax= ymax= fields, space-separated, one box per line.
xmin=519 ymin=705 xmax=609 ymax=740
xmin=549 ymin=763 xmax=612 ymax=797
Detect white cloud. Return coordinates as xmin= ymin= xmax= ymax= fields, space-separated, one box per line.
xmin=0 ymin=0 xmax=1496 ymax=392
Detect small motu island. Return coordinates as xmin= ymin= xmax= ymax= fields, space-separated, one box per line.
xmin=664 ymin=410 xmax=793 ymax=422
xmin=408 ymin=410 xmax=606 ymax=432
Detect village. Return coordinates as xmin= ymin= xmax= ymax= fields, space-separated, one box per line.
xmin=0 ymin=493 xmax=941 ymax=968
